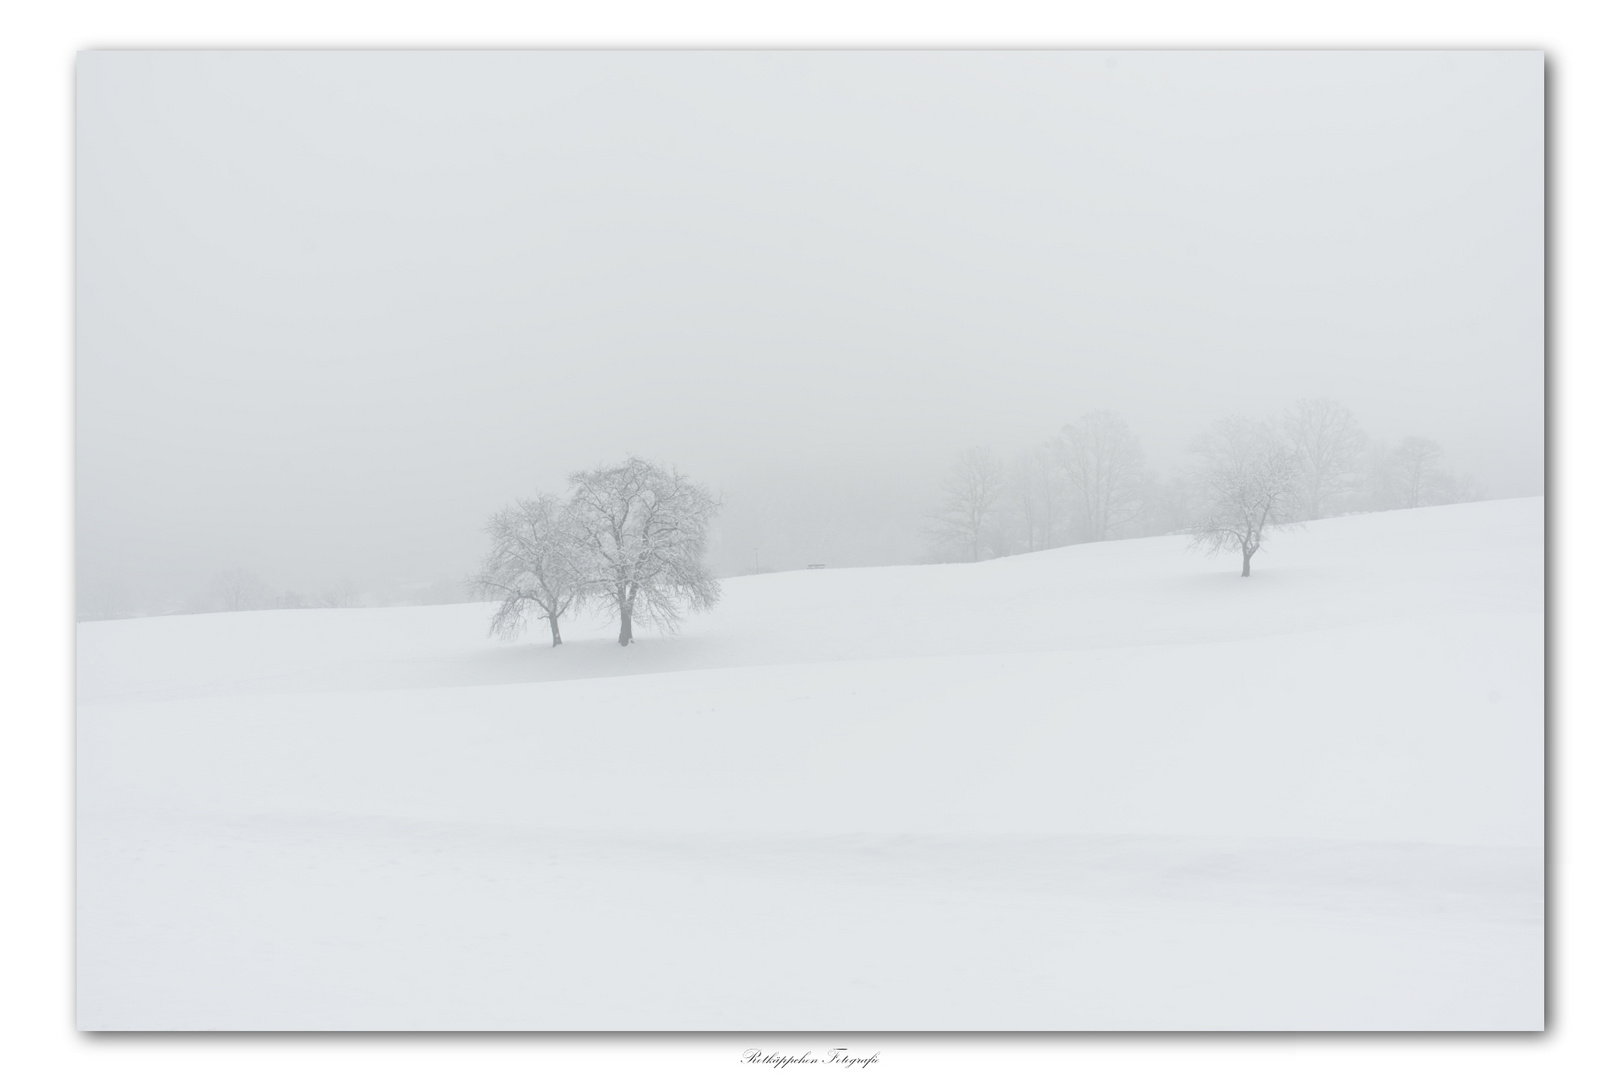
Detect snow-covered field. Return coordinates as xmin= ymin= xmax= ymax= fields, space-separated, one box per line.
xmin=77 ymin=498 xmax=1544 ymax=1030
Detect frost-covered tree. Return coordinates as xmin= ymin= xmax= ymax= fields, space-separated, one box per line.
xmin=471 ymin=493 xmax=582 ymax=647
xmin=1188 ymin=417 xmax=1300 ymax=577
xmin=927 ymin=446 xmax=1005 ymax=562
xmin=1055 ymin=411 xmax=1147 ymax=543
xmin=1283 ymin=397 xmax=1366 ymax=520
xmin=569 ymin=457 xmax=721 ymax=646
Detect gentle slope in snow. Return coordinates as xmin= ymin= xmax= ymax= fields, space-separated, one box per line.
xmin=77 ymin=498 xmax=1544 ymax=1030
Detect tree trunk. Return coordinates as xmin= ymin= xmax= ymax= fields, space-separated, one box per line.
xmin=618 ymin=604 xmax=634 ymax=646
xmin=548 ymin=613 xmax=562 ymax=647
xmin=1241 ymin=548 xmax=1252 ymax=577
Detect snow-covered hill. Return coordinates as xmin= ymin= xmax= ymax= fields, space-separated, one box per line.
xmin=77 ymin=498 xmax=1544 ymax=1030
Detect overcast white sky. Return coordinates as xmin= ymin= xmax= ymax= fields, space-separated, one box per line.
xmin=76 ymin=50 xmax=1543 ymax=600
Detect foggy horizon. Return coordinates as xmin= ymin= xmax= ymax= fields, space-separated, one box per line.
xmin=76 ymin=50 xmax=1547 ymax=1034
xmin=76 ymin=50 xmax=1544 ymax=611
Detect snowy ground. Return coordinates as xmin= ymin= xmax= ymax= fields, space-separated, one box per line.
xmin=77 ymin=498 xmax=1544 ymax=1030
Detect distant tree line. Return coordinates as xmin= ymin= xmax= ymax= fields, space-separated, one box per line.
xmin=471 ymin=456 xmax=721 ymax=646
xmin=83 ymin=407 xmax=1481 ymax=622
xmin=171 ymin=573 xmax=449 ymax=617
xmin=926 ymin=399 xmax=1483 ymax=575
xmin=191 ymin=570 xmax=367 ymax=613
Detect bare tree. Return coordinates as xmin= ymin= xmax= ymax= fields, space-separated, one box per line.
xmin=1007 ymin=443 xmax=1061 ymax=553
xmin=1384 ymin=436 xmax=1451 ymax=510
xmin=1055 ymin=411 xmax=1147 ymax=543
xmin=1283 ymin=397 xmax=1366 ymax=520
xmin=927 ymin=446 xmax=1005 ymax=562
xmin=569 ymin=457 xmax=722 ymax=646
xmin=1357 ymin=436 xmax=1483 ymax=511
xmin=1188 ymin=417 xmax=1300 ymax=577
xmin=1436 ymin=471 xmax=1485 ymax=505
xmin=471 ymin=493 xmax=582 ymax=646
xmin=316 ymin=579 xmax=361 ymax=608
xmin=210 ymin=568 xmax=271 ymax=612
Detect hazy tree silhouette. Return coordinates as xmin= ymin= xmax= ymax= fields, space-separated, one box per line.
xmin=1189 ymin=417 xmax=1300 ymax=577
